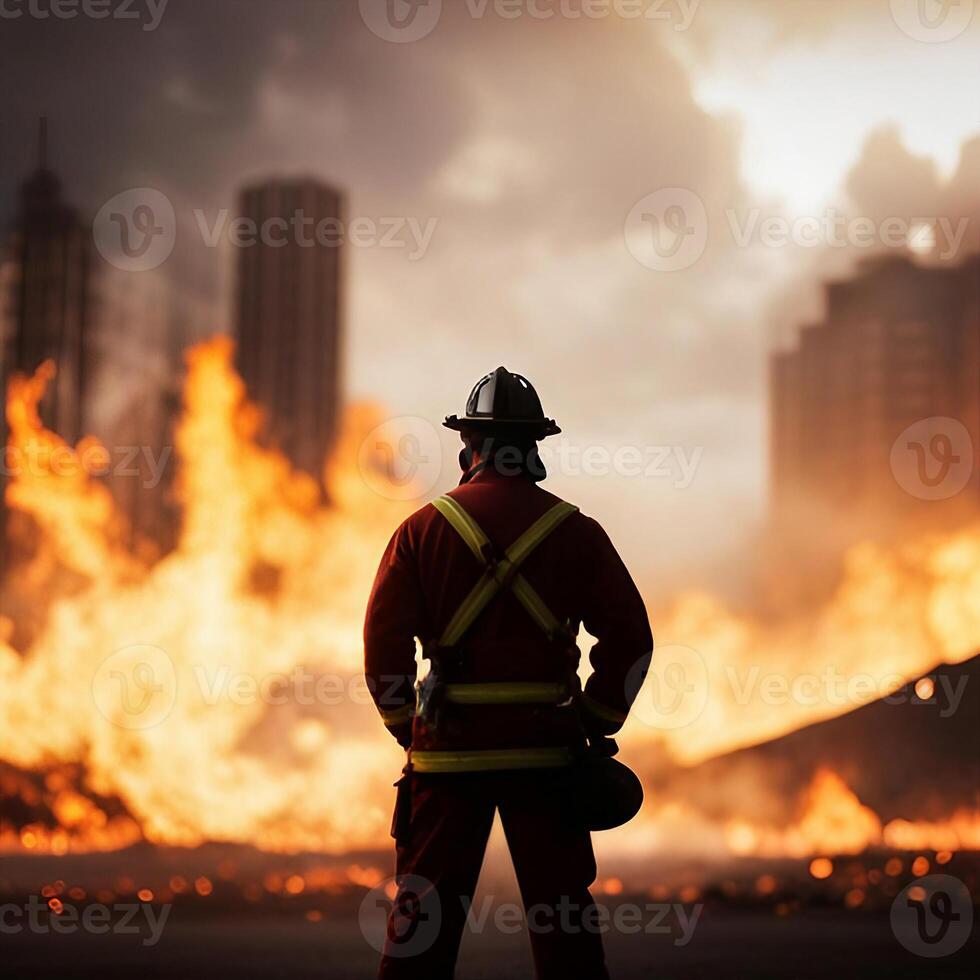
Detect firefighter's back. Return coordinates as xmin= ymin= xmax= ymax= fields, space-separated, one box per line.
xmin=405 ymin=465 xmax=646 ymax=760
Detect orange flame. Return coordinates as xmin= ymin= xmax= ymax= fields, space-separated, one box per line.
xmin=1 ymin=338 xmax=412 ymax=852
xmin=721 ymin=769 xmax=980 ymax=858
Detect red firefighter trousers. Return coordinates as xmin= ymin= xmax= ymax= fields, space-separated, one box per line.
xmin=379 ymin=768 xmax=610 ymax=980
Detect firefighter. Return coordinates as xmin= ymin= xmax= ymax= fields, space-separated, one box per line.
xmin=364 ymin=367 xmax=653 ymax=979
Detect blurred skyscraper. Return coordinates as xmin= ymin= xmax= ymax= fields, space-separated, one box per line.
xmin=1 ymin=122 xmax=187 ymax=554
xmin=2 ymin=119 xmax=93 ymax=444
xmin=1 ymin=121 xmax=95 ymax=546
xmin=234 ymin=178 xmax=344 ymax=484
xmin=770 ymin=253 xmax=980 ymax=526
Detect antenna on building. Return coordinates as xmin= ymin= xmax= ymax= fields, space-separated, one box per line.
xmin=38 ymin=116 xmax=48 ymax=171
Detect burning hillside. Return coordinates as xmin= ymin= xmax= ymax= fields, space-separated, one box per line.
xmin=1 ymin=337 xmax=979 ymax=863
xmin=628 ymin=658 xmax=980 ymax=863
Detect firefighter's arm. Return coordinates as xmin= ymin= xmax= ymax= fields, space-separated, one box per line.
xmin=364 ymin=520 xmax=424 ymax=748
xmin=578 ymin=519 xmax=653 ymax=737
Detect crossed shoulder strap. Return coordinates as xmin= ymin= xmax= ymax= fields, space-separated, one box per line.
xmin=430 ymin=495 xmax=578 ymax=649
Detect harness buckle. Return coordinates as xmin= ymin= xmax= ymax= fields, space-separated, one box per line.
xmin=479 ymin=542 xmax=520 ymax=590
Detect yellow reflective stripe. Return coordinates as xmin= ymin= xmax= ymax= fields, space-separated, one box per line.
xmin=431 ymin=497 xmax=579 ymax=647
xmin=380 ymin=703 xmax=414 ymax=726
xmin=433 ymin=497 xmax=578 ymax=572
xmin=580 ymin=692 xmax=627 ymax=725
xmin=411 ymin=747 xmax=573 ymax=773
xmin=505 ymin=501 xmax=578 ymax=566
xmin=444 ymin=682 xmax=569 ymax=705
xmin=440 ymin=574 xmax=500 ymax=646
xmin=510 ymin=574 xmax=562 ymax=636
xmin=431 ymin=496 xmax=488 ymax=561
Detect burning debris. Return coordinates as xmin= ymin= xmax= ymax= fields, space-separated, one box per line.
xmin=0 ymin=760 xmax=141 ymax=855
xmin=634 ymin=657 xmax=980 ymax=861
xmin=1 ymin=842 xmax=975 ymax=921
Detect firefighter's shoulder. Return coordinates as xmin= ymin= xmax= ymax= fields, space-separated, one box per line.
xmin=388 ymin=497 xmax=451 ymax=550
xmin=546 ymin=500 xmax=614 ymax=550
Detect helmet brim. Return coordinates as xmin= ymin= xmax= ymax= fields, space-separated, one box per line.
xmin=443 ymin=415 xmax=561 ymax=438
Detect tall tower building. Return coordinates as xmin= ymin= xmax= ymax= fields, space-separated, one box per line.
xmin=2 ymin=122 xmax=191 ymax=555
xmin=3 ymin=119 xmax=93 ymax=444
xmin=1 ymin=121 xmax=95 ymax=544
xmin=770 ymin=253 xmax=980 ymax=525
xmin=234 ymin=178 xmax=344 ymax=482
xmin=765 ymin=252 xmax=978 ymax=608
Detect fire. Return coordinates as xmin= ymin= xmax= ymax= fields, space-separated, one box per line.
xmin=626 ymin=533 xmax=980 ymax=764
xmin=1 ymin=337 xmax=978 ymax=859
xmin=882 ymin=812 xmax=980 ymax=852
xmin=721 ymin=769 xmax=980 ymax=859
xmin=723 ymin=769 xmax=882 ymax=858
xmin=1 ymin=337 xmax=411 ymax=853
xmin=4 ymin=360 xmax=134 ymax=577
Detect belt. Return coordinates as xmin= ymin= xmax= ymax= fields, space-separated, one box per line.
xmin=443 ymin=681 xmax=571 ymax=705
xmin=411 ymin=746 xmax=575 ymax=773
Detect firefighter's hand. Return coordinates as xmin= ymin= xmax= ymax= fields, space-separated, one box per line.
xmin=390 ymin=721 xmax=413 ymax=749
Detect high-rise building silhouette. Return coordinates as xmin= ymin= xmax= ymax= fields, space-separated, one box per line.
xmin=1 ymin=120 xmax=95 ymax=545
xmin=1 ymin=122 xmax=190 ymax=554
xmin=770 ymin=253 xmax=980 ymax=524
xmin=3 ymin=119 xmax=93 ymax=444
xmin=234 ymin=178 xmax=344 ymax=483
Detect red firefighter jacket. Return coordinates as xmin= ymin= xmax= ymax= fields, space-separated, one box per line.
xmin=363 ymin=467 xmax=653 ymax=763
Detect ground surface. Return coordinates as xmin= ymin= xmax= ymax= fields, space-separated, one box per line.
xmin=4 ymin=908 xmax=978 ymax=979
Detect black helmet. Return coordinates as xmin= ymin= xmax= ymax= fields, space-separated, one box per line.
xmin=574 ymin=748 xmax=644 ymax=832
xmin=444 ymin=366 xmax=560 ymax=439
